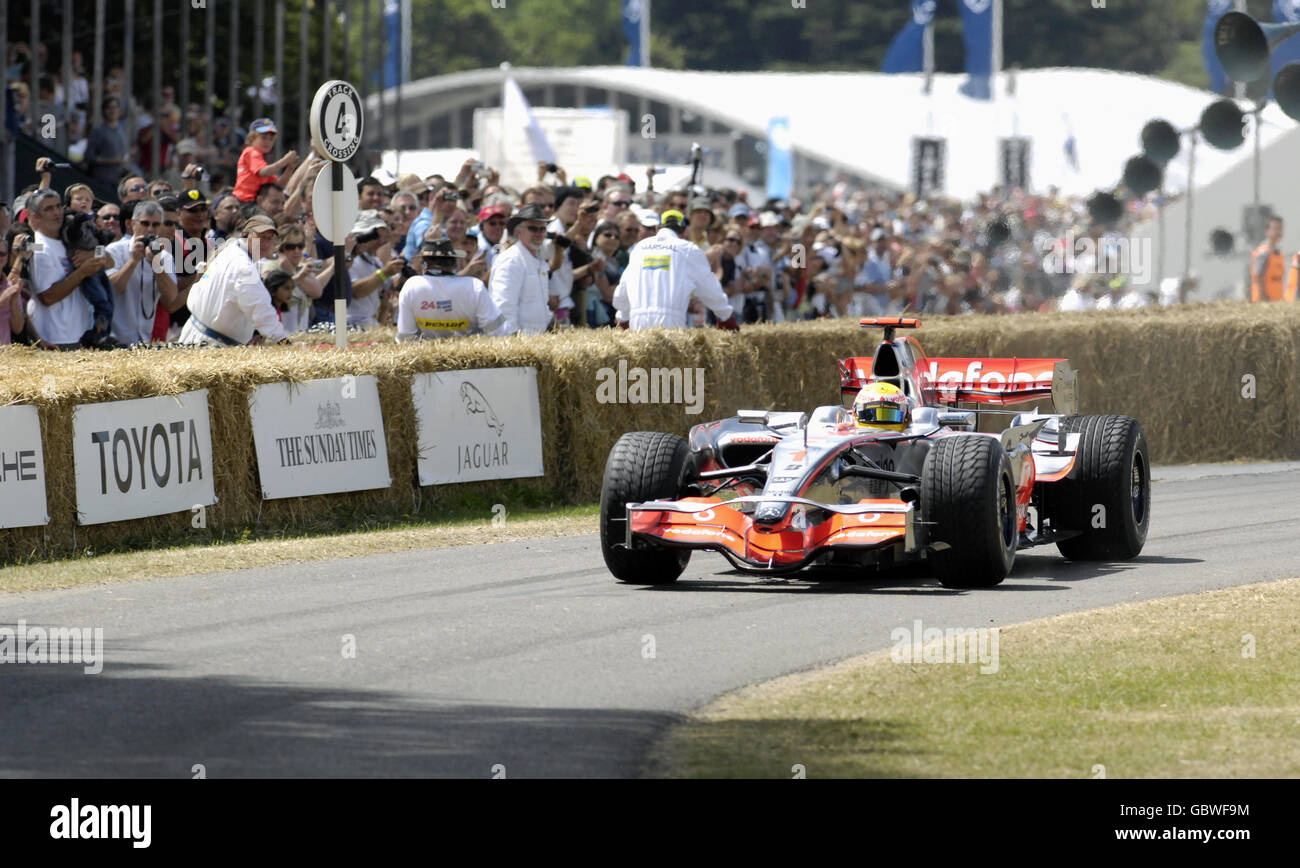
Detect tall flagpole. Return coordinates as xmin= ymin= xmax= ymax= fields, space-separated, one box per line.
xmin=641 ymin=0 xmax=650 ymax=68
xmin=992 ymin=0 xmax=1003 ymax=101
xmin=923 ymin=19 xmax=933 ymax=95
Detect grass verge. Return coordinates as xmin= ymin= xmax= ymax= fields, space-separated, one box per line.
xmin=0 ymin=501 xmax=598 ymax=594
xmin=649 ymin=578 xmax=1300 ymax=778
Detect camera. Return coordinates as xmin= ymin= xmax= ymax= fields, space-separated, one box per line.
xmin=60 ymin=210 xmax=113 ymax=255
xmin=354 ymin=228 xmax=381 ymax=245
xmin=546 ymin=163 xmax=558 ymax=173
xmin=547 ymin=231 xmax=572 ymax=249
xmin=137 ymin=233 xmax=165 ymax=255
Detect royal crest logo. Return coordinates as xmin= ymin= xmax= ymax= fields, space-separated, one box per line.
xmin=314 ymin=400 xmax=346 ymax=430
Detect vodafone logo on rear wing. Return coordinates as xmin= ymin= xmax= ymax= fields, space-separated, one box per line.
xmin=923 ymin=358 xmax=1060 ymax=393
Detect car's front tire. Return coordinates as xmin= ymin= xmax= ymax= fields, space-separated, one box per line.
xmin=600 ymin=432 xmax=692 ymax=584
xmin=1052 ymin=415 xmax=1150 ymax=561
xmin=921 ymin=435 xmax=1017 ymax=588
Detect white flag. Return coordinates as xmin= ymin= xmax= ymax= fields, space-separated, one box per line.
xmin=502 ymin=76 xmax=557 ymax=166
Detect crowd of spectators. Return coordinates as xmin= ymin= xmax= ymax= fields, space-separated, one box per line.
xmin=1 ymin=35 xmax=1194 ymax=348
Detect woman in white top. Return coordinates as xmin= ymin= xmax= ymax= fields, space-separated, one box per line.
xmin=261 ymin=223 xmax=335 ymax=333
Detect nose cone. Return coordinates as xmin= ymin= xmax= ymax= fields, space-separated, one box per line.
xmin=753 ymin=501 xmax=790 ymax=527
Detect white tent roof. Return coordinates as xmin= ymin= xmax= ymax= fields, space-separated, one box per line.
xmin=388 ymin=66 xmax=1297 ymax=200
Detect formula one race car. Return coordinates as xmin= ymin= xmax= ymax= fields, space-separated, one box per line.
xmin=599 ymin=318 xmax=1150 ymax=587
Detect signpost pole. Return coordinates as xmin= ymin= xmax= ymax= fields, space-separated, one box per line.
xmin=309 ymin=79 xmax=364 ymax=350
xmin=333 ymin=159 xmax=347 ymax=348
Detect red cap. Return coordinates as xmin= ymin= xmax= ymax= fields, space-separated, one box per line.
xmin=616 ymin=173 xmax=633 ymax=182
xmin=477 ymin=204 xmax=510 ymax=222
xmin=747 ymin=214 xmax=761 ymax=227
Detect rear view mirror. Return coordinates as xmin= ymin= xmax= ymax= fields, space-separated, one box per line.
xmin=938 ymin=411 xmax=975 ymax=430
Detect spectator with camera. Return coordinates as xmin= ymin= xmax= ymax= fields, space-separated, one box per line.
xmin=263 ymin=223 xmax=333 ymax=333
xmin=25 ymin=189 xmax=116 ymax=350
xmin=581 ymin=220 xmax=623 ymax=327
xmin=346 ymin=211 xmax=405 ymax=329
xmin=105 ymin=199 xmax=178 ymax=346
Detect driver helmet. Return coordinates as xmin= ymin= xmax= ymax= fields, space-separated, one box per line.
xmin=854 ymin=381 xmax=914 ymax=432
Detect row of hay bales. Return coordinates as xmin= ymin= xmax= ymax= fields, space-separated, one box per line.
xmin=1 ymin=302 xmax=1297 ymax=561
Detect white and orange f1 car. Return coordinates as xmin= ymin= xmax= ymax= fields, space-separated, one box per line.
xmin=599 ymin=318 xmax=1150 ymax=587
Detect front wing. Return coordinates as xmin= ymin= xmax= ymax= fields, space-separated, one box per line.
xmin=625 ymin=496 xmax=918 ymax=573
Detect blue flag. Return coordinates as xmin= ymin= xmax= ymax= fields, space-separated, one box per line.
xmin=766 ymin=117 xmax=793 ymax=200
xmin=1202 ymin=0 xmax=1232 ymax=94
xmin=1272 ymin=0 xmax=1300 ymax=94
xmin=383 ymin=0 xmax=401 ymax=89
xmin=623 ymin=0 xmax=646 ymax=67
xmin=883 ymin=1 xmax=938 ymax=73
xmin=957 ymin=0 xmax=993 ymax=99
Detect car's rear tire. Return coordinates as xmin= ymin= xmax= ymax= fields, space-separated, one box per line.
xmin=921 ymin=435 xmax=1017 ymax=588
xmin=1053 ymin=415 xmax=1150 ymax=561
xmin=600 ymin=432 xmax=692 ymax=584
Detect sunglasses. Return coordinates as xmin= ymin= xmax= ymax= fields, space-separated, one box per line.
xmin=401 ymin=204 xmax=419 ymax=212
xmin=724 ymin=237 xmax=742 ymax=243
xmin=519 ymin=224 xmax=547 ymax=233
xmin=163 ymin=220 xmax=177 ymax=227
xmin=608 ymin=200 xmax=629 ymax=208
xmin=128 ymin=185 xmax=146 ymax=193
xmin=485 ymin=218 xmax=506 ymax=226
xmin=281 ymin=243 xmax=304 ymax=251
xmin=98 ymin=213 xmax=120 ymax=221
xmin=134 ymin=220 xmax=160 ymax=228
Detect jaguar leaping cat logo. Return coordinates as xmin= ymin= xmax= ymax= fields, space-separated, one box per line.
xmin=460 ymin=382 xmax=504 ymax=437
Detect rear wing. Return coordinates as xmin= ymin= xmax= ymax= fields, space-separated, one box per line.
xmin=839 ymin=356 xmax=1079 ymax=416
xmin=842 ymin=318 xmax=1079 ymax=416
xmin=923 ymin=358 xmax=1078 ymax=414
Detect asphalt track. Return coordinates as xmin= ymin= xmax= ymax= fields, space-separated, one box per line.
xmin=3 ymin=462 xmax=1299 ymax=778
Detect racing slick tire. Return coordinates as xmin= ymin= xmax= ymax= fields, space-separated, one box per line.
xmin=1052 ymin=415 xmax=1150 ymax=561
xmin=600 ymin=431 xmax=693 ymax=584
xmin=921 ymin=435 xmax=1017 ymax=588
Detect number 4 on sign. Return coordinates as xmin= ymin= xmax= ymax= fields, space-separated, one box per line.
xmin=335 ymin=105 xmax=355 ymax=138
